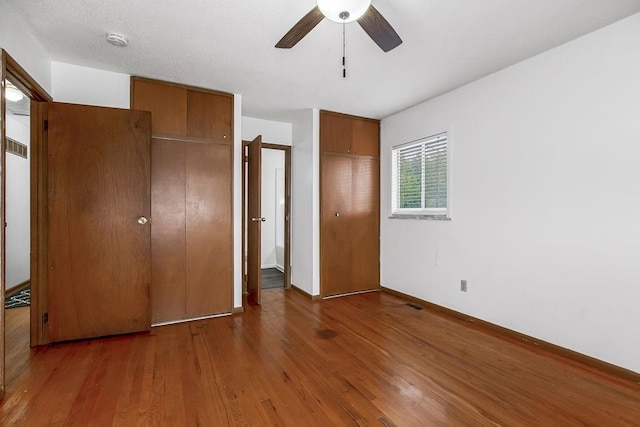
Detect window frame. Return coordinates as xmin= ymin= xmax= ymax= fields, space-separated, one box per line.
xmin=390 ymin=131 xmax=451 ymax=219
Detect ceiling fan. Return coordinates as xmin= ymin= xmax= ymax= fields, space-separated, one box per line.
xmin=275 ymin=0 xmax=402 ymax=52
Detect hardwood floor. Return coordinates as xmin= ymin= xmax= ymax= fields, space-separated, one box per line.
xmin=1 ymin=290 xmax=639 ymax=425
xmin=5 ymin=306 xmax=31 ymax=387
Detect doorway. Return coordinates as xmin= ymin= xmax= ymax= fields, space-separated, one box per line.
xmin=242 ymin=140 xmax=291 ymax=306
xmin=260 ymin=147 xmax=286 ymax=290
xmin=1 ymin=50 xmax=53 ymax=398
xmin=3 ymin=78 xmax=31 ymax=386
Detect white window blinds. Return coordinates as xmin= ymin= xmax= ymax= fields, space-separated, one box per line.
xmin=392 ymin=133 xmax=448 ymax=214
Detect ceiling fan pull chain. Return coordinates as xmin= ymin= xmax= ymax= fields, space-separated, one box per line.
xmin=342 ymin=17 xmax=347 ymax=78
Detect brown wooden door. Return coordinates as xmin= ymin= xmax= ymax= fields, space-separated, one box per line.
xmin=320 ymin=155 xmax=353 ymax=296
xmin=151 ymin=138 xmax=186 ymax=323
xmin=319 ymin=110 xmax=380 ymax=297
xmin=350 ymin=157 xmax=380 ymax=292
xmin=320 ymin=111 xmax=380 ymax=156
xmin=320 ymin=111 xmax=352 ymax=154
xmin=185 ymin=142 xmax=232 ymax=316
xmin=132 ymin=79 xmax=188 ymax=135
xmin=150 ymin=139 xmax=233 ymax=323
xmin=47 ymin=102 xmax=151 ymax=342
xmin=352 ymin=119 xmax=380 ymax=156
xmin=321 ymin=155 xmax=380 ymax=296
xmin=247 ymin=136 xmax=262 ymax=305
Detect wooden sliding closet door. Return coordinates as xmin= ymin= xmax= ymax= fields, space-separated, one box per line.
xmin=185 ymin=142 xmax=232 ymax=317
xmin=132 ymin=77 xmax=233 ymax=324
xmin=150 ymin=138 xmax=186 ymax=322
xmin=350 ymin=157 xmax=380 ymax=291
xmin=320 ymin=155 xmax=353 ymax=296
xmin=320 ymin=111 xmax=380 ymax=297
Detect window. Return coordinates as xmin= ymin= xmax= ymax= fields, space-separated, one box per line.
xmin=392 ymin=132 xmax=449 ymax=217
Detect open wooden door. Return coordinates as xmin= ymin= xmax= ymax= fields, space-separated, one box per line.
xmin=46 ymin=102 xmax=151 ymax=342
xmin=247 ymin=135 xmax=263 ymax=305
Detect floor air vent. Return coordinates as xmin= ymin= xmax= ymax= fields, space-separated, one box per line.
xmin=405 ymin=303 xmax=423 ymax=310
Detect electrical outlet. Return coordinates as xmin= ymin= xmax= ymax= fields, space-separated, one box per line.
xmin=461 ymin=280 xmax=468 ymax=292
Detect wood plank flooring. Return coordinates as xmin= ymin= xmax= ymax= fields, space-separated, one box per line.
xmin=1 ymin=290 xmax=639 ymax=425
xmin=4 ymin=306 xmax=31 ymax=387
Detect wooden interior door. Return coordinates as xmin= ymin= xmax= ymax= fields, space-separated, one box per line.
xmin=350 ymin=157 xmax=380 ymax=292
xmin=320 ymin=154 xmax=353 ymax=296
xmin=247 ymin=135 xmax=263 ymax=305
xmin=47 ymin=102 xmax=151 ymax=342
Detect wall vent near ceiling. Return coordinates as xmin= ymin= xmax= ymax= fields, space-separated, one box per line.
xmin=7 ymin=137 xmax=28 ymax=159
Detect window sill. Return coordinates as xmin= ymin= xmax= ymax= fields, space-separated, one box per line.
xmin=388 ymin=214 xmax=451 ymax=221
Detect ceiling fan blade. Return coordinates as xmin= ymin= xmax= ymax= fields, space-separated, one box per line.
xmin=358 ymin=5 xmax=402 ymax=52
xmin=276 ymin=6 xmax=325 ymax=48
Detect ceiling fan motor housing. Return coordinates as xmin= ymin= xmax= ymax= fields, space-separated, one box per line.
xmin=317 ymin=0 xmax=371 ymax=23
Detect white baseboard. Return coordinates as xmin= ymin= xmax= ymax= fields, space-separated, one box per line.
xmin=261 ymin=264 xmax=277 ymax=270
xmin=275 ymin=264 xmax=285 ymax=273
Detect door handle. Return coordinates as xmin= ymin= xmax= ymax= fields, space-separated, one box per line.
xmin=251 ymin=217 xmax=266 ymax=222
xmin=137 ymin=216 xmax=148 ymax=225
xmin=335 ymin=212 xmax=341 ymax=217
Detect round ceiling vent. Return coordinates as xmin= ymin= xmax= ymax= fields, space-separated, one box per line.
xmin=106 ymin=32 xmax=129 ymax=47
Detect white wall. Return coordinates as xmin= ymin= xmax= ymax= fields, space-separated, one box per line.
xmin=5 ymin=114 xmax=30 ymax=289
xmin=291 ymin=109 xmax=320 ymax=295
xmin=233 ymin=96 xmax=243 ymax=309
xmin=261 ymin=149 xmax=285 ymax=269
xmin=51 ymin=62 xmax=130 ymax=108
xmin=242 ymin=117 xmax=292 ymax=145
xmin=275 ymin=167 xmax=285 ymax=270
xmin=381 ymin=13 xmax=640 ymax=374
xmin=0 ymin=3 xmax=51 ymax=93
xmin=1 ymin=4 xmax=49 ymax=291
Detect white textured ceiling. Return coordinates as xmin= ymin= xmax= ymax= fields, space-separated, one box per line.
xmin=7 ymin=0 xmax=640 ymax=121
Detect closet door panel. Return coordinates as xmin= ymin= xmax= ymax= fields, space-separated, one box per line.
xmin=352 ymin=119 xmax=380 ymax=156
xmin=185 ymin=143 xmax=232 ymax=316
xmin=133 ymin=80 xmax=188 ymax=136
xmin=151 ymin=138 xmax=186 ymax=324
xmin=187 ymin=91 xmax=232 ymax=141
xmin=350 ymin=157 xmax=380 ymax=292
xmin=320 ymin=112 xmax=353 ymax=154
xmin=209 ymin=95 xmax=233 ymax=141
xmin=320 ymin=155 xmax=353 ymax=296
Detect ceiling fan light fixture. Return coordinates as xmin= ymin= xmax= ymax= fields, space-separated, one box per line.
xmin=317 ymin=0 xmax=371 ymax=23
xmin=5 ymin=81 xmax=24 ymax=102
